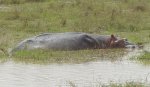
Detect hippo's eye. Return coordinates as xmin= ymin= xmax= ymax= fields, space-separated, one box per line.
xmin=123 ymin=38 xmax=127 ymax=41
xmin=27 ymin=40 xmax=34 ymax=44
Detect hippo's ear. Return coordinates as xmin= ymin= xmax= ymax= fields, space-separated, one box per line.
xmin=111 ymin=34 xmax=115 ymax=38
xmin=110 ymin=34 xmax=117 ymax=41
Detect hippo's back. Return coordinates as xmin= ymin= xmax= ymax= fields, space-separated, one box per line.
xmin=25 ymin=32 xmax=99 ymax=50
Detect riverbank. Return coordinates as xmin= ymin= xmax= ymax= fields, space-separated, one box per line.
xmin=0 ymin=0 xmax=150 ymax=63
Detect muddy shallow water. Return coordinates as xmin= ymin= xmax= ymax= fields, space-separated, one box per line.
xmin=0 ymin=45 xmax=150 ymax=87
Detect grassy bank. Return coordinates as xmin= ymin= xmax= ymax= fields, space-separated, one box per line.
xmin=12 ymin=49 xmax=126 ymax=64
xmin=137 ymin=51 xmax=150 ymax=65
xmin=0 ymin=0 xmax=150 ymax=63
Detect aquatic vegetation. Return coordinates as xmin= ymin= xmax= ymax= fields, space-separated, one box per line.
xmin=137 ymin=51 xmax=150 ymax=65
xmin=12 ymin=49 xmax=126 ymax=64
xmin=67 ymin=81 xmax=146 ymax=87
xmin=138 ymin=51 xmax=150 ymax=60
xmin=104 ymin=82 xmax=145 ymax=87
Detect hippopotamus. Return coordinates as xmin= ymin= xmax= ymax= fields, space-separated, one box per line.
xmin=9 ymin=32 xmax=140 ymax=54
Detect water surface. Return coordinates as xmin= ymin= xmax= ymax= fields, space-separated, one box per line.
xmin=0 ymin=45 xmax=150 ymax=87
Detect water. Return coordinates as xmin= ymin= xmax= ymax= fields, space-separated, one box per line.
xmin=0 ymin=59 xmax=150 ymax=87
xmin=0 ymin=45 xmax=150 ymax=87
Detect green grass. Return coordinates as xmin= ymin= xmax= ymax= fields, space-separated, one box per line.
xmin=137 ymin=51 xmax=150 ymax=65
xmin=0 ymin=0 xmax=150 ymax=63
xmin=138 ymin=51 xmax=150 ymax=60
xmin=12 ymin=49 xmax=126 ymax=64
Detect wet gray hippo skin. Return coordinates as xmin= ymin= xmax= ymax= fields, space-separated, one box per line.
xmin=10 ymin=32 xmax=138 ymax=53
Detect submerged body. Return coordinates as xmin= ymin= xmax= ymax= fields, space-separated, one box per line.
xmin=10 ymin=32 xmax=139 ymax=53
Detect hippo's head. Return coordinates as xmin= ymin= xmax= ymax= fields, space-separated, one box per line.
xmin=109 ymin=34 xmax=142 ymax=49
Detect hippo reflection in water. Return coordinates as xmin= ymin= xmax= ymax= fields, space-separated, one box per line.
xmin=10 ymin=32 xmax=140 ymax=53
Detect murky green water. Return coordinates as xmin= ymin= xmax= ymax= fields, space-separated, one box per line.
xmin=0 ymin=45 xmax=150 ymax=87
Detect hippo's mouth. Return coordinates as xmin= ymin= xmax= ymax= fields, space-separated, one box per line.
xmin=114 ymin=38 xmax=143 ymax=49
